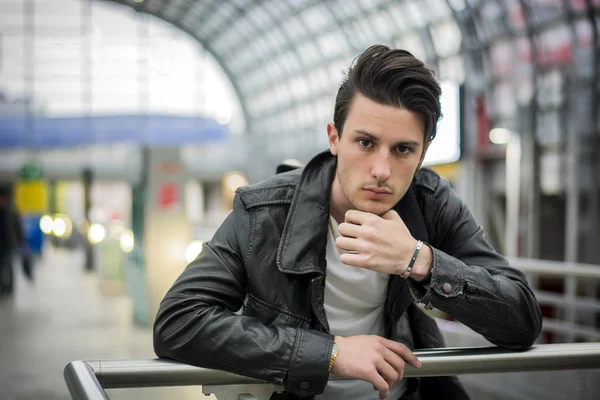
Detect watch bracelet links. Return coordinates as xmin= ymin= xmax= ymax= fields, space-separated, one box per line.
xmin=328 ymin=343 xmax=339 ymax=372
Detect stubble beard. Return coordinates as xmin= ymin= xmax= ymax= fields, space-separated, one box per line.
xmin=337 ymin=167 xmax=394 ymax=217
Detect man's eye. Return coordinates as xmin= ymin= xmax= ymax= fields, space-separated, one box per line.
xmin=396 ymin=146 xmax=411 ymax=155
xmin=358 ymin=139 xmax=373 ymax=148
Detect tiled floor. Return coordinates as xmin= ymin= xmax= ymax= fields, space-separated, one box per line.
xmin=0 ymin=248 xmax=203 ymax=400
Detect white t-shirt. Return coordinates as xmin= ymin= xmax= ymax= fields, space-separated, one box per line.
xmin=317 ymin=217 xmax=407 ymax=400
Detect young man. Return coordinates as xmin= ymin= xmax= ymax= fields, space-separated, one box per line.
xmin=154 ymin=45 xmax=542 ymax=400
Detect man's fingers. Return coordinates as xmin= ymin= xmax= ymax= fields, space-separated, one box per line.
xmin=345 ymin=209 xmax=376 ymax=225
xmin=376 ymin=359 xmax=399 ymax=388
xmin=339 ymin=252 xmax=370 ymax=268
xmin=382 ymin=210 xmax=401 ymax=220
xmin=382 ymin=347 xmax=406 ymax=381
xmin=381 ymin=339 xmax=421 ymax=368
xmin=335 ymin=236 xmax=362 ymax=252
xmin=367 ymin=371 xmax=390 ymax=400
xmin=337 ymin=222 xmax=361 ymax=238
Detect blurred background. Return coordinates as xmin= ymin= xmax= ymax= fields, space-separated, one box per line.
xmin=0 ymin=0 xmax=598 ymax=399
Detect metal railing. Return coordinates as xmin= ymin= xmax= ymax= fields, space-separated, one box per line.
xmin=508 ymin=257 xmax=600 ymax=279
xmin=64 ymin=342 xmax=600 ymax=400
xmin=508 ymin=257 xmax=600 ymax=342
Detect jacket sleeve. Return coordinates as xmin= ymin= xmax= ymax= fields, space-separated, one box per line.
xmin=153 ymin=195 xmax=333 ymax=397
xmin=410 ymin=178 xmax=543 ymax=350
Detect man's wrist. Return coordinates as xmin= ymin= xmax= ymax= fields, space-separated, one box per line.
xmin=399 ymin=240 xmax=422 ymax=278
xmin=409 ymin=243 xmax=433 ymax=281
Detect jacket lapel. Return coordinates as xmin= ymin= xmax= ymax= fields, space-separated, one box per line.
xmin=276 ymin=151 xmax=335 ymax=275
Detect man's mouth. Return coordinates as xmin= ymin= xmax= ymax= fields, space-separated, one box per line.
xmin=363 ymin=186 xmax=392 ymax=194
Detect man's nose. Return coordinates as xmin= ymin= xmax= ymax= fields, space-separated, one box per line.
xmin=371 ymin=151 xmax=391 ymax=181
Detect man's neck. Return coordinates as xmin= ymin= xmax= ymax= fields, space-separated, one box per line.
xmin=329 ymin=176 xmax=351 ymax=225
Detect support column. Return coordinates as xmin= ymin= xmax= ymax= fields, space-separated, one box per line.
xmin=564 ymin=80 xmax=583 ymax=343
xmin=505 ymin=132 xmax=521 ymax=258
xmin=127 ymin=146 xmax=150 ymax=325
xmin=82 ymin=167 xmax=94 ymax=271
xmin=143 ymin=147 xmax=191 ymax=323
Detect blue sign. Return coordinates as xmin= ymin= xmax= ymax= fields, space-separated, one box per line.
xmin=0 ymin=114 xmax=227 ymax=150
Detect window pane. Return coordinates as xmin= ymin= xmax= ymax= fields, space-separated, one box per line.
xmin=430 ymin=19 xmax=462 ymax=57
xmin=300 ymin=4 xmax=333 ymax=31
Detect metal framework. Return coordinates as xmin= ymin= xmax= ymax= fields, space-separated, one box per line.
xmin=101 ymin=0 xmax=600 ymax=265
xmin=1 ymin=0 xmax=598 ymax=264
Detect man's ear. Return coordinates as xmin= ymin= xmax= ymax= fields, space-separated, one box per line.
xmin=327 ymin=123 xmax=339 ymax=156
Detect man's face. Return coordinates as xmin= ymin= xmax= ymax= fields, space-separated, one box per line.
xmin=327 ymin=93 xmax=429 ymax=217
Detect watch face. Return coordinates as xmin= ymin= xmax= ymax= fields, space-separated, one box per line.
xmin=333 ymin=343 xmax=339 ymax=353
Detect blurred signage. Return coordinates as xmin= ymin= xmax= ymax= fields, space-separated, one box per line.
xmin=157 ymin=182 xmax=179 ymax=211
xmin=19 ymin=162 xmax=43 ymax=181
xmin=0 ymin=115 xmax=227 ymax=150
xmin=15 ymin=163 xmax=48 ymax=214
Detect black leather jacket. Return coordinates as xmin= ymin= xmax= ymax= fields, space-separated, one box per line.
xmin=154 ymin=151 xmax=542 ymax=399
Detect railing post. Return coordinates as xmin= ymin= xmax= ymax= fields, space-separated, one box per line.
xmin=203 ymin=383 xmax=284 ymax=400
xmin=64 ymin=361 xmax=109 ymax=400
xmin=564 ymin=275 xmax=577 ymax=342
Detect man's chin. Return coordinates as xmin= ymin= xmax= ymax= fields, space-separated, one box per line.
xmin=353 ymin=200 xmax=394 ymax=216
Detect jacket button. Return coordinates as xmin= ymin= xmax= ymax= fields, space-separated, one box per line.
xmin=442 ymin=283 xmax=452 ymax=294
xmin=299 ymin=381 xmax=310 ymax=390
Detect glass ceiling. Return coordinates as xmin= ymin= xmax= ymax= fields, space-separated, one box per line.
xmin=109 ymin=0 xmax=465 ymax=148
xmin=0 ymin=0 xmax=243 ymax=132
xmin=107 ymin=0 xmax=597 ymax=146
xmin=1 ymin=0 xmax=598 ymax=179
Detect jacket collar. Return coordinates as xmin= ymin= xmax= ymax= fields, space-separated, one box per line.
xmin=276 ymin=150 xmax=334 ymax=274
xmin=276 ymin=150 xmax=429 ymax=275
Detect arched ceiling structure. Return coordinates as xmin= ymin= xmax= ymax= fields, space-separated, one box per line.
xmin=108 ymin=0 xmax=465 ymax=137
xmin=107 ymin=0 xmax=599 ymax=182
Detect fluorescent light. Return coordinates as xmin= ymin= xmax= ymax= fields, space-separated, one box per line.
xmin=489 ymin=128 xmax=513 ymax=144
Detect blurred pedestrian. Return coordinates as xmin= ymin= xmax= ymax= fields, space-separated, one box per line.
xmin=0 ymin=184 xmax=28 ymax=296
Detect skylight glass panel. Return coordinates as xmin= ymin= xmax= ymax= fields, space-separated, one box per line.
xmin=385 ymin=2 xmax=408 ymax=32
xmin=247 ymin=5 xmax=273 ymax=28
xmin=317 ymin=31 xmax=348 ymax=56
xmin=298 ymin=41 xmax=322 ymax=65
xmin=282 ymin=16 xmax=307 ymax=39
xmin=394 ymin=31 xmax=426 ymax=60
xmin=422 ymin=0 xmax=453 ymax=20
xmin=430 ymin=19 xmax=462 ymax=57
xmin=403 ymin=1 xmax=427 ymax=28
xmin=300 ymin=4 xmax=334 ymax=31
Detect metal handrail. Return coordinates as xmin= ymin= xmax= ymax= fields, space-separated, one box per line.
xmin=508 ymin=257 xmax=600 ymax=279
xmin=507 ymin=257 xmax=600 ymax=341
xmin=64 ymin=343 xmax=600 ymax=399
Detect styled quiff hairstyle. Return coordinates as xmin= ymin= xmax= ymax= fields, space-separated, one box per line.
xmin=333 ymin=45 xmax=442 ymax=142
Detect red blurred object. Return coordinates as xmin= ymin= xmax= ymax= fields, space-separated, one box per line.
xmin=158 ymin=182 xmax=178 ymax=210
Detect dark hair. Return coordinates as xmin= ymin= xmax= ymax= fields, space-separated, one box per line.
xmin=333 ymin=45 xmax=442 ymax=141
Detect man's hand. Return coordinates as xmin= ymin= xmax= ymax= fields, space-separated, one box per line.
xmin=335 ymin=209 xmax=432 ymax=279
xmin=329 ymin=335 xmax=421 ymax=400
